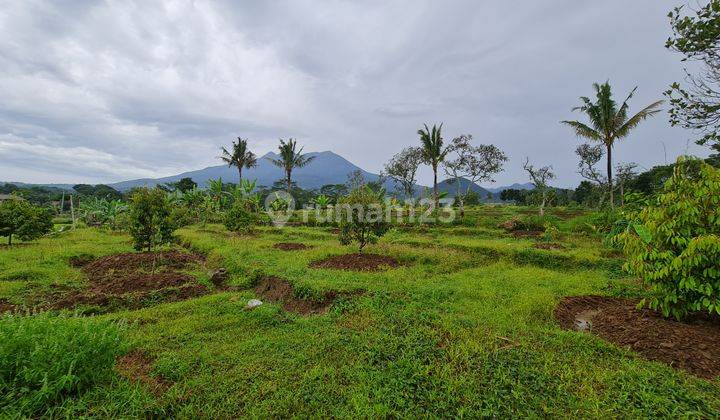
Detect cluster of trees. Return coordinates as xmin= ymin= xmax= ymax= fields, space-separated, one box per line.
xmin=382 ymin=124 xmax=508 ymax=219
xmin=0 ymin=198 xmax=54 ymax=246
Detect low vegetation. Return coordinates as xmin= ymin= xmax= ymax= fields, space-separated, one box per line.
xmin=617 ymin=158 xmax=720 ymax=319
xmin=1 ymin=2 xmax=720 ymax=416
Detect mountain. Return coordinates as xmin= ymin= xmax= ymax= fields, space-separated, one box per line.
xmin=4 ymin=151 xmax=534 ymax=198
xmin=484 ymin=182 xmax=534 ymax=194
xmin=0 ymin=181 xmax=75 ymax=191
xmin=108 ymin=151 xmax=393 ymax=192
xmin=437 ymin=178 xmax=492 ymax=199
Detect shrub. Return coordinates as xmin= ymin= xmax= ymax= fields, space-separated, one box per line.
xmin=337 ymin=186 xmax=390 ymax=252
xmin=224 ymin=201 xmax=262 ymax=233
xmin=615 ymin=158 xmax=720 ymax=319
xmin=128 ymin=188 xmax=175 ymax=251
xmin=498 ymin=214 xmax=558 ymax=232
xmin=0 ymin=313 xmax=127 ymax=417
xmin=169 ymin=205 xmax=196 ymax=228
xmin=0 ymin=198 xmax=53 ymax=245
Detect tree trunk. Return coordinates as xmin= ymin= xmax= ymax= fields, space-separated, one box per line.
xmin=606 ymin=143 xmax=614 ymax=207
xmin=238 ymin=167 xmax=243 ymax=184
xmin=432 ymin=163 xmax=438 ymax=211
xmin=620 ymin=181 xmax=625 ymax=207
xmin=7 ymin=234 xmax=11 ymax=246
xmin=539 ymin=192 xmax=546 ymax=216
xmin=286 ymin=169 xmax=292 ymax=195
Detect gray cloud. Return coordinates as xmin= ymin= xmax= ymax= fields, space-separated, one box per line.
xmin=0 ymin=0 xmax=708 ymax=187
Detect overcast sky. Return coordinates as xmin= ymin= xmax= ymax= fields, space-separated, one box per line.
xmin=0 ymin=0 xmax=710 ymax=187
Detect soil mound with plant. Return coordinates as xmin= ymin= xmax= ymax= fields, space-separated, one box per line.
xmin=116 ymin=350 xmax=171 ymax=395
xmin=554 ymin=295 xmax=720 ymax=378
xmin=273 ymin=242 xmax=312 ymax=251
xmin=254 ymin=276 xmax=334 ymax=315
xmin=310 ymin=253 xmax=400 ymax=271
xmin=56 ymin=251 xmax=210 ymax=311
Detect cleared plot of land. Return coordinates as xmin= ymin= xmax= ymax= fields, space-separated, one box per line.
xmin=0 ymin=207 xmax=718 ymax=417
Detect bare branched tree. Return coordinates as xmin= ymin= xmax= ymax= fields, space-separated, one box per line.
xmin=522 ymin=158 xmax=556 ymax=216
xmin=575 ymin=143 xmax=607 ymax=206
xmin=615 ymin=162 xmax=638 ymax=206
xmin=443 ymin=135 xmax=507 ymax=218
xmin=383 ymin=147 xmax=424 ymax=200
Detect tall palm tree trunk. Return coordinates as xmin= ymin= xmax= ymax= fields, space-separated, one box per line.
xmin=238 ymin=167 xmax=243 ymax=183
xmin=286 ymin=169 xmax=292 ymax=194
xmin=432 ymin=163 xmax=438 ymax=210
xmin=606 ymin=143 xmax=613 ymax=207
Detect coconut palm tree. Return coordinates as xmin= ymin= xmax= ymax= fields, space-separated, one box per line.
xmin=220 ymin=137 xmax=257 ymax=183
xmin=418 ymin=123 xmax=450 ymax=209
xmin=267 ymin=138 xmax=315 ymax=194
xmin=562 ymin=82 xmax=662 ymax=206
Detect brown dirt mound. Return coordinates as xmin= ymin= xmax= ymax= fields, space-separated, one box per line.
xmin=554 ymin=295 xmax=720 ymax=378
xmin=254 ymin=276 xmax=334 ymax=315
xmin=116 ymin=350 xmax=171 ymax=395
xmin=310 ymin=253 xmax=400 ymax=271
xmin=56 ymin=251 xmax=209 ymax=311
xmin=534 ymin=242 xmax=566 ymax=250
xmin=0 ymin=298 xmax=17 ymax=314
xmin=91 ymin=272 xmax=197 ymax=295
xmin=273 ymin=242 xmax=312 ymax=251
xmin=84 ymin=251 xmax=201 ymax=277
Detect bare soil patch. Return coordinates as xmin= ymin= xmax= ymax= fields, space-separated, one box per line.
xmin=273 ymin=242 xmax=312 ymax=251
xmin=310 ymin=253 xmax=400 ymax=271
xmin=554 ymin=295 xmax=720 ymax=378
xmin=56 ymin=251 xmax=211 ymax=311
xmin=534 ymin=242 xmax=566 ymax=250
xmin=0 ymin=298 xmax=17 ymax=314
xmin=254 ymin=276 xmax=335 ymax=315
xmin=116 ymin=350 xmax=171 ymax=395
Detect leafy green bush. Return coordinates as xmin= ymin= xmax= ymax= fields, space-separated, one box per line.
xmin=169 ymin=205 xmax=196 ymax=228
xmin=78 ymin=198 xmax=127 ymax=229
xmin=224 ymin=201 xmax=262 ymax=233
xmin=0 ymin=313 xmax=127 ymax=416
xmin=337 ymin=186 xmax=390 ymax=251
xmin=128 ymin=188 xmax=175 ymax=251
xmin=0 ymin=198 xmax=54 ymax=245
xmin=499 ymin=214 xmax=559 ymax=232
xmin=615 ymin=158 xmax=720 ymax=319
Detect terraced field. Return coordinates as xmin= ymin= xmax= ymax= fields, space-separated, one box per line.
xmin=1 ymin=207 xmax=718 ymax=417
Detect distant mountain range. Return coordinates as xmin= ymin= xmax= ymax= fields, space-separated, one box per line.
xmin=3 ymin=150 xmax=535 ymax=198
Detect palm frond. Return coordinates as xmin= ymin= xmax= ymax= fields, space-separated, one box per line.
xmin=616 ymin=100 xmax=664 ymax=138
xmin=561 ymin=120 xmax=602 ymax=141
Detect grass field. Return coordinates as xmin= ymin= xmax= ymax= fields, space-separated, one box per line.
xmin=1 ymin=206 xmax=719 ymax=417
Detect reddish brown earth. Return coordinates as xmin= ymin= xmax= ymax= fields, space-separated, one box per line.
xmin=310 ymin=253 xmax=400 ymax=271
xmin=534 ymin=242 xmax=566 ymax=250
xmin=116 ymin=350 xmax=171 ymax=395
xmin=0 ymin=298 xmax=17 ymax=314
xmin=254 ymin=276 xmax=334 ymax=315
xmin=273 ymin=242 xmax=312 ymax=251
xmin=554 ymin=295 xmax=720 ymax=378
xmin=55 ymin=251 xmax=211 ymax=310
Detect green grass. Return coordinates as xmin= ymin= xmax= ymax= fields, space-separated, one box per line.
xmin=0 ymin=207 xmax=718 ymax=417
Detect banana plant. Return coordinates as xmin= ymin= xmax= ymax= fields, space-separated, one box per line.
xmin=79 ymin=198 xmax=127 ymax=229
xmin=313 ymin=194 xmax=332 ymax=209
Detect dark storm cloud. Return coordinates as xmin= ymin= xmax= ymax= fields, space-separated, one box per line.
xmin=0 ymin=0 xmax=706 ymax=186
